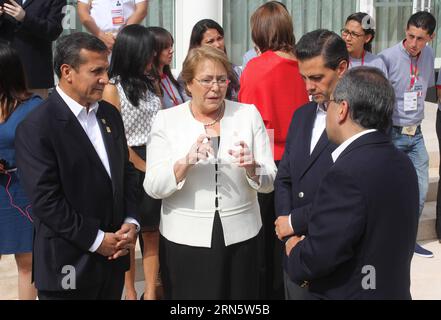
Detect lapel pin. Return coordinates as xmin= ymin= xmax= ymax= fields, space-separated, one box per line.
xmin=101 ymin=118 xmax=107 ymax=125
xmin=106 ymin=126 xmax=111 ymax=133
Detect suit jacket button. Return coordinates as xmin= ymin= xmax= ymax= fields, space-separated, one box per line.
xmin=298 ymin=192 xmax=304 ymax=198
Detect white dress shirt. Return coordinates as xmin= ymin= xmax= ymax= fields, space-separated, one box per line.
xmin=56 ymin=86 xmax=139 ymax=252
xmin=310 ymin=104 xmax=327 ymax=154
xmin=332 ymin=129 xmax=377 ymax=163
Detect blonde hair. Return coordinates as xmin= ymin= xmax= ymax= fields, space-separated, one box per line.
xmin=181 ymin=46 xmax=233 ymax=97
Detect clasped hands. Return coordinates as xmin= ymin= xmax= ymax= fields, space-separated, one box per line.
xmin=274 ymin=216 xmax=304 ymax=256
xmin=0 ymin=0 xmax=26 ymax=22
xmin=96 ymin=223 xmax=137 ymax=260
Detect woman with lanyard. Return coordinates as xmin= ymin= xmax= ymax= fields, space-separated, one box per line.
xmin=341 ymin=12 xmax=388 ymax=77
xmin=103 ymin=25 xmax=162 ymax=300
xmin=0 ymin=43 xmax=41 ymax=300
xmin=148 ymin=27 xmax=188 ymax=109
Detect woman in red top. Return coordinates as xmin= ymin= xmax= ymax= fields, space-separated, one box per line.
xmin=238 ymin=1 xmax=309 ymax=299
xmin=239 ymin=2 xmax=309 ymax=161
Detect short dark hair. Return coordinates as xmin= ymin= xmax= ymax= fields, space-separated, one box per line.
xmin=345 ymin=12 xmax=376 ymax=52
xmin=109 ymin=25 xmax=156 ymax=107
xmin=251 ymin=1 xmax=295 ymax=53
xmin=0 ymin=41 xmax=31 ymax=121
xmin=407 ymin=11 xmax=436 ymax=35
xmin=296 ymin=29 xmax=349 ymax=70
xmin=189 ymin=19 xmax=224 ymax=51
xmin=54 ymin=32 xmax=108 ymax=78
xmin=333 ymin=66 xmax=395 ymax=132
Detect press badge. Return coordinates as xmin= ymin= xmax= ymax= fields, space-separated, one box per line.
xmin=111 ymin=0 xmax=124 ymax=26
xmin=404 ymin=84 xmax=423 ymax=112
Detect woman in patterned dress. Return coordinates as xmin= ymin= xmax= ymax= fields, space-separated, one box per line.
xmin=103 ymin=25 xmax=162 ymax=300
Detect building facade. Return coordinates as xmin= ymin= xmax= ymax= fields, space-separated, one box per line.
xmin=63 ymin=0 xmax=441 ymax=69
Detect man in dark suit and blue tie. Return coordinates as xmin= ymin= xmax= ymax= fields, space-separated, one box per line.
xmin=15 ymin=33 xmax=140 ymax=300
xmin=274 ymin=29 xmax=348 ymax=300
xmin=285 ymin=67 xmax=419 ymax=299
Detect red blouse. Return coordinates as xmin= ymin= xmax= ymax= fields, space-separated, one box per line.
xmin=238 ymin=50 xmax=309 ymax=160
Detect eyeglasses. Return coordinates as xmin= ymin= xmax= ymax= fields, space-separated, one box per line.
xmin=341 ymin=28 xmax=365 ymax=39
xmin=194 ymin=78 xmax=230 ymax=88
xmin=326 ymin=99 xmax=340 ymax=109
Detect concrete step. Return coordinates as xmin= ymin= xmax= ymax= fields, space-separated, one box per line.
xmin=418 ymin=201 xmax=438 ymax=241
xmin=427 ymin=168 xmax=439 ymax=202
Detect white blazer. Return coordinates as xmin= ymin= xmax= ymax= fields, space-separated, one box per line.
xmin=144 ymin=100 xmax=277 ymax=247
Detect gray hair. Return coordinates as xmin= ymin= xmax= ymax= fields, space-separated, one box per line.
xmin=333 ymin=67 xmax=395 ymax=132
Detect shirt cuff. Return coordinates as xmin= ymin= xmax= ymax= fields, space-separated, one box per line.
xmin=288 ymin=213 xmax=293 ymax=232
xmin=246 ymin=172 xmax=261 ymax=190
xmin=89 ymin=230 xmax=105 ymax=252
xmin=124 ymin=217 xmax=141 ymax=233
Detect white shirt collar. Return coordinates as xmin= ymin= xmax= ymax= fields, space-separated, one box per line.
xmin=317 ymin=103 xmax=327 ymax=113
xmin=56 ymin=86 xmax=99 ymax=118
xmin=331 ymin=129 xmax=377 ymax=163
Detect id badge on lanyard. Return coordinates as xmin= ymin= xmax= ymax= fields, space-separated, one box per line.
xmin=111 ymin=0 xmax=125 ymax=26
xmin=404 ymin=56 xmax=422 ymax=112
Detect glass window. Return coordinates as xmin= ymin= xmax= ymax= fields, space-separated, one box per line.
xmin=374 ymin=0 xmax=413 ymax=53
xmin=223 ymin=0 xmax=358 ymax=66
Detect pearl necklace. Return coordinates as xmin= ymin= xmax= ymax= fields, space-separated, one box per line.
xmin=190 ymin=101 xmax=225 ymax=127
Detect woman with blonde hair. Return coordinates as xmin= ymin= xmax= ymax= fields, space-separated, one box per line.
xmin=144 ymin=45 xmax=276 ymax=299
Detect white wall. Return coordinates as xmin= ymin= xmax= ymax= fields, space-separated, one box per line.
xmin=174 ymin=0 xmax=223 ymax=73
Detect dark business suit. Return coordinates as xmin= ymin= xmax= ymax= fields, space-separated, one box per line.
xmin=287 ymin=131 xmax=419 ymax=299
xmin=15 ymin=91 xmax=139 ymax=299
xmin=275 ymin=102 xmax=336 ymax=299
xmin=0 ymin=0 xmax=65 ymax=89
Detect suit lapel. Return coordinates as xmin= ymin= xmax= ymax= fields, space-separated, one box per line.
xmin=297 ymin=103 xmax=331 ymax=178
xmin=96 ymin=105 xmax=118 ymax=194
xmin=52 ymin=92 xmax=112 ymax=183
xmin=300 ymin=130 xmax=330 ymax=179
xmin=296 ymin=103 xmax=316 ymax=171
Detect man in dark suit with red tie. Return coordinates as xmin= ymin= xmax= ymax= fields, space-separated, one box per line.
xmin=15 ymin=33 xmax=140 ymax=300
xmin=285 ymin=67 xmax=419 ymax=299
xmin=0 ymin=0 xmax=65 ymax=98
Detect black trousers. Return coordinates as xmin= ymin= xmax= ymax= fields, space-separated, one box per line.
xmin=38 ymin=263 xmax=125 ymax=300
xmin=436 ymin=109 xmax=441 ymax=239
xmin=160 ymin=212 xmax=261 ymax=300
xmin=258 ymin=190 xmax=284 ymax=300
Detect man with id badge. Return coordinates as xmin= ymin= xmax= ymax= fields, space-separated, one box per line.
xmin=78 ymin=0 xmax=148 ymax=51
xmin=379 ymin=11 xmax=436 ymax=258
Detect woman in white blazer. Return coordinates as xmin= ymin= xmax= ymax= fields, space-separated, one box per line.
xmin=144 ymin=46 xmax=277 ymax=299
